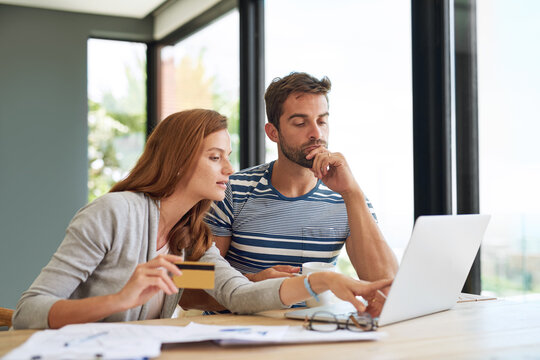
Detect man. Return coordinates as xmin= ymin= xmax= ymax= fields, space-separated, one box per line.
xmin=180 ymin=72 xmax=397 ymax=311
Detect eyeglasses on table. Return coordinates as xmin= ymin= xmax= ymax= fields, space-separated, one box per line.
xmin=303 ymin=311 xmax=377 ymax=332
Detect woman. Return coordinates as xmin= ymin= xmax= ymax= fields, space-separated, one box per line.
xmin=13 ymin=109 xmax=391 ymax=329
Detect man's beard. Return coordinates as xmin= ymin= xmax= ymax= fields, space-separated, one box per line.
xmin=278 ymin=134 xmax=328 ymax=169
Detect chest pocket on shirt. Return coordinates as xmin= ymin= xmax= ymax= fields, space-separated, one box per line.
xmin=301 ymin=226 xmax=346 ymax=262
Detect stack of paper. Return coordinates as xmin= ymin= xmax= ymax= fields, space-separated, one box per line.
xmin=3 ymin=322 xmax=384 ymax=359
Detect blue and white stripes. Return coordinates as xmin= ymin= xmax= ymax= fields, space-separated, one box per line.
xmin=205 ymin=161 xmax=377 ymax=274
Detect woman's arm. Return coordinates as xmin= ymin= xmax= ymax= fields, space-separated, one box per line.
xmin=201 ymin=245 xmax=392 ymax=315
xmin=13 ymin=194 xmax=182 ymax=329
xmin=48 ymin=295 xmax=124 ymax=329
xmin=279 ymin=272 xmax=392 ymax=314
xmin=47 ymin=254 xmax=182 ymax=328
xmin=13 ymin=197 xmax=121 ymax=329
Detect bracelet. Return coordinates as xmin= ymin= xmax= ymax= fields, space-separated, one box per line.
xmin=303 ymin=273 xmax=320 ymax=302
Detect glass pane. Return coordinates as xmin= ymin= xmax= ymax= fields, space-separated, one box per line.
xmin=265 ymin=0 xmax=413 ymax=276
xmin=159 ymin=10 xmax=240 ymax=171
xmin=478 ymin=0 xmax=540 ymax=296
xmin=87 ymin=39 xmax=147 ymax=203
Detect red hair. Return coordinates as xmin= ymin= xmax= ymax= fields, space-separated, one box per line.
xmin=110 ymin=109 xmax=228 ymax=260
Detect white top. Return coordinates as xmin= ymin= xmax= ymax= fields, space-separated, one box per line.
xmin=144 ymin=242 xmax=171 ymax=320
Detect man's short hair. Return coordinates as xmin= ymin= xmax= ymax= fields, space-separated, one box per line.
xmin=264 ymin=72 xmax=331 ymax=130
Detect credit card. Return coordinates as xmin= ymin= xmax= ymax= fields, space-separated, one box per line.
xmin=173 ymin=261 xmax=215 ymax=289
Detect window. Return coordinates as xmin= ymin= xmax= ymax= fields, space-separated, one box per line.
xmin=477 ymin=0 xmax=540 ymax=296
xmin=265 ymin=0 xmax=413 ymax=275
xmin=160 ymin=10 xmax=240 ymax=171
xmin=87 ymin=39 xmax=147 ymax=202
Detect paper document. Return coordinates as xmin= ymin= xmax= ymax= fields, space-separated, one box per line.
xmin=3 ymin=321 xmax=383 ymax=359
xmin=2 ymin=323 xmax=185 ymax=360
xmin=209 ymin=323 xmax=385 ymax=346
xmin=182 ymin=323 xmax=289 ymax=344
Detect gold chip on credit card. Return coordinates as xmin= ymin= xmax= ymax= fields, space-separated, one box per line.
xmin=173 ymin=261 xmax=215 ymax=289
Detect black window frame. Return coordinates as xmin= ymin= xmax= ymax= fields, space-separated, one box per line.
xmin=146 ymin=0 xmax=482 ymax=293
xmin=147 ymin=0 xmax=265 ymax=169
xmin=411 ymin=0 xmax=481 ymax=293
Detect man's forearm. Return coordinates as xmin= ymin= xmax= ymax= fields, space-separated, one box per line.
xmin=342 ymin=188 xmax=398 ymax=281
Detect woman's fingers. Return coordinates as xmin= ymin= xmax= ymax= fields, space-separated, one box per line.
xmin=137 ymin=277 xmax=174 ymax=300
xmin=327 ymin=276 xmax=393 ymax=315
xmin=138 ymin=254 xmax=187 ymax=293
xmin=331 ymin=286 xmax=366 ymax=313
xmin=142 ymin=267 xmax=178 ymax=294
xmin=117 ymin=256 xmax=186 ymax=310
xmin=151 ymin=274 xmax=177 ymax=295
xmin=345 ymin=293 xmax=367 ymax=313
xmin=324 ymin=275 xmax=363 ymax=312
xmin=146 ymin=254 xmax=183 ymax=276
xmin=129 ymin=265 xmax=178 ymax=297
xmin=353 ymin=279 xmax=392 ymax=317
xmin=354 ymin=278 xmax=393 ymax=296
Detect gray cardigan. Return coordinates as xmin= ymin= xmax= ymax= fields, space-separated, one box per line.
xmin=13 ymin=192 xmax=286 ymax=329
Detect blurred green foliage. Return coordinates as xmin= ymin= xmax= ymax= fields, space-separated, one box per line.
xmin=88 ymin=55 xmax=146 ymax=203
xmin=88 ymin=45 xmax=240 ymax=203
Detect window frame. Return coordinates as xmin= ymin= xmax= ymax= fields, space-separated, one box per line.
xmin=149 ymin=0 xmax=265 ymax=169
xmin=147 ymin=0 xmax=483 ymax=292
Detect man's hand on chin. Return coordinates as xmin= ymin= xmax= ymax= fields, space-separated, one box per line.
xmin=306 ymin=149 xmax=359 ymax=195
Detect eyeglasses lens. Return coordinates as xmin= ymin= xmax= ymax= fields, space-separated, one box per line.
xmin=347 ymin=313 xmax=374 ymax=332
xmin=310 ymin=311 xmax=339 ymax=332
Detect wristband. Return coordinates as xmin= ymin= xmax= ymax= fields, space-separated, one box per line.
xmin=303 ymin=273 xmax=320 ymax=302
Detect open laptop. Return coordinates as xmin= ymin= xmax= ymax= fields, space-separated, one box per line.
xmin=285 ymin=214 xmax=491 ymax=327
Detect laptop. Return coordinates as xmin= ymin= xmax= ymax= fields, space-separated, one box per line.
xmin=285 ymin=214 xmax=491 ymax=327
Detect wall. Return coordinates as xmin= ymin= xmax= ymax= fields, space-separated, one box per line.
xmin=0 ymin=4 xmax=152 ymax=310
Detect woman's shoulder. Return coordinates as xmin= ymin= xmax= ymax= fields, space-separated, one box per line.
xmin=77 ymin=192 xmax=150 ymax=219
xmin=67 ymin=192 xmax=155 ymax=238
xmin=94 ymin=191 xmax=148 ymax=206
xmin=96 ymin=191 xmax=145 ymax=204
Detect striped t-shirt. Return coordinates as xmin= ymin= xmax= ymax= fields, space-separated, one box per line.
xmin=205 ymin=161 xmax=377 ymax=274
